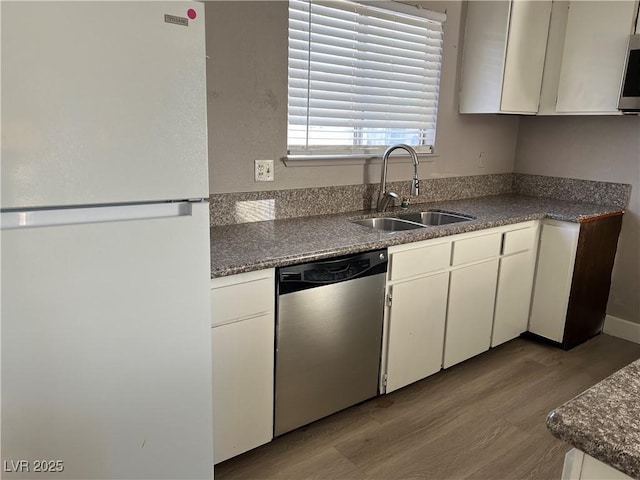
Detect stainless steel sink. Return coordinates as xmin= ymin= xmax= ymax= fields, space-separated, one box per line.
xmin=351 ymin=210 xmax=474 ymax=232
xmin=395 ymin=210 xmax=474 ymax=226
xmin=351 ymin=217 xmax=426 ymax=232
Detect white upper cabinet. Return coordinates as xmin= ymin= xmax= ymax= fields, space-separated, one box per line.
xmin=462 ymin=0 xmax=639 ymax=115
xmin=544 ymin=0 xmax=639 ymax=114
xmin=459 ymin=0 xmax=552 ymax=114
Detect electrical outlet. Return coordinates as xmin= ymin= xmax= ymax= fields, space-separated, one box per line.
xmin=254 ymin=159 xmax=274 ymax=182
xmin=478 ymin=152 xmax=486 ymax=169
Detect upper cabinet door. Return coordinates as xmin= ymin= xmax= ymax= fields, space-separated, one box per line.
xmin=501 ymin=1 xmax=553 ymax=113
xmin=555 ymin=1 xmax=639 ymax=113
xmin=459 ymin=0 xmax=551 ymax=114
xmin=1 ymin=2 xmax=209 ymax=209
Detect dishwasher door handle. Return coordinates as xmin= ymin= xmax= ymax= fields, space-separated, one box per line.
xmin=327 ymin=264 xmax=350 ymax=274
xmin=277 ymin=249 xmax=388 ymax=295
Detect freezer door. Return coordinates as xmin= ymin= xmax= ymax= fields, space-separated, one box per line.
xmin=1 ymin=203 xmax=213 ymax=479
xmin=1 ymin=2 xmax=208 ymax=208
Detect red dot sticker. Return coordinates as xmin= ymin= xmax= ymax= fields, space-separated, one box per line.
xmin=187 ymin=8 xmax=197 ymax=20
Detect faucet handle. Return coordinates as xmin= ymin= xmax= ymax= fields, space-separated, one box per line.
xmin=377 ymin=191 xmax=399 ymax=212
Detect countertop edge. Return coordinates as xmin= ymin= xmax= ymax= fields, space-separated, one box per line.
xmin=545 ymin=359 xmax=640 ymax=479
xmin=547 ymin=412 xmax=640 ymax=479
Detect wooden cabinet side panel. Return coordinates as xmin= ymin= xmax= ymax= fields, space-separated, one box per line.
xmin=385 ymin=273 xmax=449 ymax=393
xmin=212 ymin=314 xmax=274 ymax=464
xmin=563 ymin=214 xmax=623 ymax=349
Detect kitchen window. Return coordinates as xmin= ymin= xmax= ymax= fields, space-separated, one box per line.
xmin=287 ymin=0 xmax=446 ymax=159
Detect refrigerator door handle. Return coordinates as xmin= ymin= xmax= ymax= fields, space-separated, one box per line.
xmin=1 ymin=201 xmax=197 ymax=230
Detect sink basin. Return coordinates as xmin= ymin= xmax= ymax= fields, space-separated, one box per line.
xmin=352 ymin=210 xmax=474 ymax=232
xmin=396 ymin=210 xmax=474 ymax=226
xmin=351 ymin=217 xmax=426 ymax=232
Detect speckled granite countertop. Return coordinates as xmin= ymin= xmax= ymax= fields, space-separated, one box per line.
xmin=210 ymin=193 xmax=623 ymax=278
xmin=547 ymin=359 xmax=640 ymax=478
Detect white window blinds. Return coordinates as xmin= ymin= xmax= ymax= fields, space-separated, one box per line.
xmin=288 ymin=0 xmax=446 ymax=157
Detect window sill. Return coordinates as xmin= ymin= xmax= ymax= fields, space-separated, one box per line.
xmin=282 ymin=152 xmax=439 ymax=167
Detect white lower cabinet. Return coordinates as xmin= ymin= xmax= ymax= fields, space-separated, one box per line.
xmin=382 ymin=240 xmax=451 ymax=393
xmin=492 ymin=225 xmax=539 ymax=347
xmin=529 ymin=220 xmax=580 ymax=343
xmin=443 ymin=259 xmax=499 ymax=368
xmin=492 ymin=252 xmax=535 ymax=347
xmin=385 ymin=272 xmax=449 ymax=393
xmin=211 ymin=269 xmax=275 ymax=464
xmin=562 ymin=449 xmax=632 ymax=480
xmin=529 ymin=215 xmax=623 ymax=349
xmin=204 ymin=213 xmax=629 ymax=465
xmin=383 ymin=221 xmax=539 ymax=390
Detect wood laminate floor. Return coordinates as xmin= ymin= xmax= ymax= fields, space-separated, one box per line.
xmin=215 ymin=334 xmax=640 ymax=480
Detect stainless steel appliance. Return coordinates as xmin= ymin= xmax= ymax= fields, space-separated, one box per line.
xmin=619 ymin=34 xmax=640 ymax=112
xmin=275 ymin=250 xmax=387 ymax=436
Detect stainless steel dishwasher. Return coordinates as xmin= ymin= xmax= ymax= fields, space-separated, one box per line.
xmin=274 ymin=249 xmax=387 ymax=436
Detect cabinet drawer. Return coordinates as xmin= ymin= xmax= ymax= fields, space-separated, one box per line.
xmin=211 ymin=277 xmax=274 ymax=326
xmin=503 ymin=227 xmax=536 ymax=255
xmin=390 ymin=242 xmax=451 ymax=280
xmin=452 ymin=232 xmax=501 ymax=266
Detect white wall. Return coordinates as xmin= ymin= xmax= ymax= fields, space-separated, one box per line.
xmin=204 ymin=1 xmax=519 ymax=194
xmin=515 ymin=116 xmax=640 ymax=325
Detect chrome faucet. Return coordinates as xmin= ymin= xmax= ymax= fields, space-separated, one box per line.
xmin=376 ymin=144 xmax=420 ymax=212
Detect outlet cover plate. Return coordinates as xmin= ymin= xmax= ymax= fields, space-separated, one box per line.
xmin=255 ymin=159 xmax=274 ymax=182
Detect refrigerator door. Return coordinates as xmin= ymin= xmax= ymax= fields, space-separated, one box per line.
xmin=1 ymin=1 xmax=208 ymax=209
xmin=1 ymin=203 xmax=213 ymax=479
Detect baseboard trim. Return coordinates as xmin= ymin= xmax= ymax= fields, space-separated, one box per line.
xmin=603 ymin=315 xmax=640 ymax=344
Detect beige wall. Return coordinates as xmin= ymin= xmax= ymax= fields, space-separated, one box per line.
xmin=205 ymin=2 xmax=639 ymax=324
xmin=515 ymin=116 xmax=640 ymax=325
xmin=204 ymin=1 xmax=519 ymax=194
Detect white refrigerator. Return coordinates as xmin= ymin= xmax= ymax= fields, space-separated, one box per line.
xmin=1 ymin=2 xmax=213 ymax=479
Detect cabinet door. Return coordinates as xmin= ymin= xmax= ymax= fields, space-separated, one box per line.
xmin=459 ymin=1 xmax=511 ymax=113
xmin=555 ymin=1 xmax=637 ymax=113
xmin=492 ymin=252 xmax=535 ymax=347
xmin=212 ymin=313 xmax=274 ymax=464
xmin=501 ymin=0 xmax=552 ymax=113
xmin=529 ymin=222 xmax=580 ymax=343
xmin=459 ymin=0 xmax=551 ymax=114
xmin=443 ymin=260 xmax=499 ymax=368
xmin=385 ymin=272 xmax=449 ymax=393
